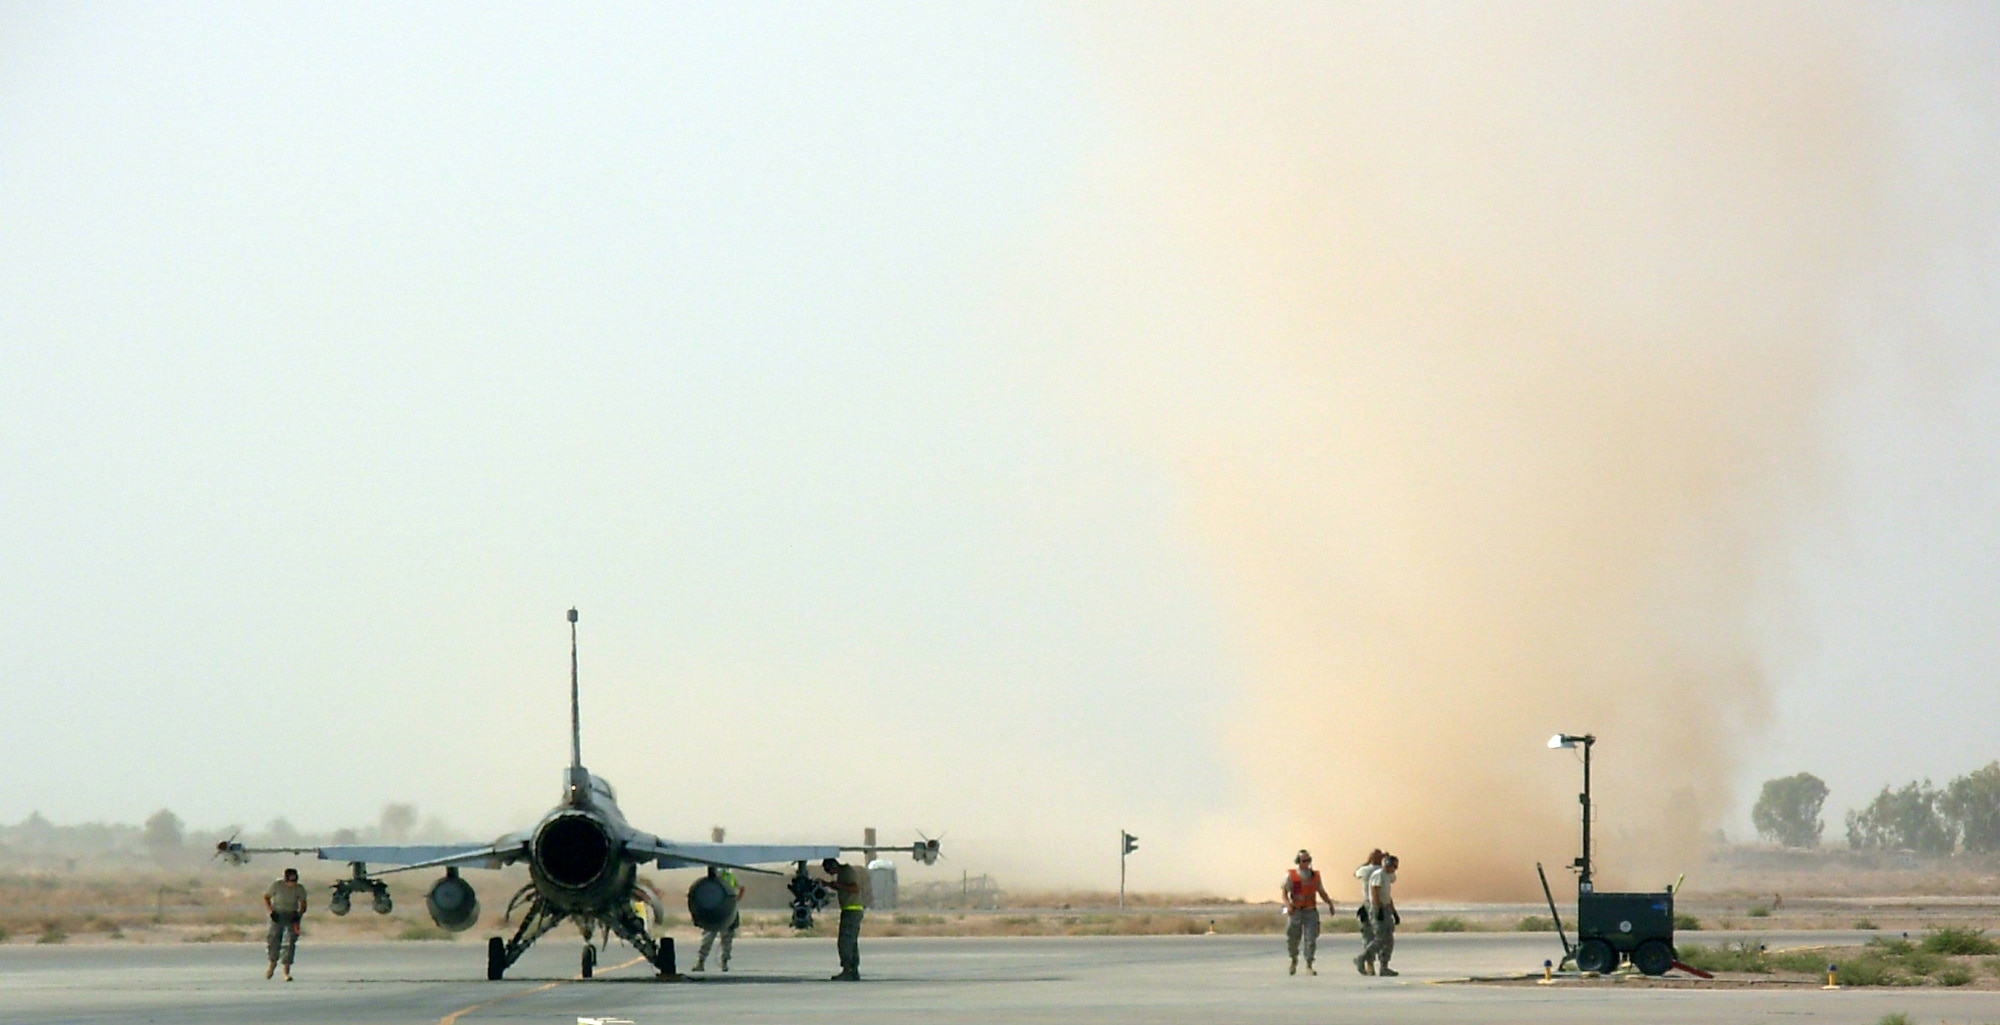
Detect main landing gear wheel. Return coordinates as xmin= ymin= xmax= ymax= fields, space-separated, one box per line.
xmin=581 ymin=943 xmax=596 ymax=979
xmin=1575 ymin=938 xmax=1618 ymax=974
xmin=1632 ymin=939 xmax=1675 ymax=977
xmin=487 ymin=937 xmax=506 ymax=981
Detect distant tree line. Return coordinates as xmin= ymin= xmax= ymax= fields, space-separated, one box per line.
xmin=1751 ymin=763 xmax=2000 ymax=855
xmin=0 ymin=803 xmax=459 ymax=867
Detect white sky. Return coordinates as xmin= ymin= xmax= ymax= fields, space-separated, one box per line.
xmin=3 ymin=3 xmax=1997 ymax=889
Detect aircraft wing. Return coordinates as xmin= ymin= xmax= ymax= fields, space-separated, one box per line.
xmin=315 ymin=841 xmax=529 ymax=875
xmin=312 ymin=844 xmax=497 ymax=866
xmin=215 ymin=839 xmax=512 ymax=870
xmin=625 ymin=837 xmax=842 ymax=876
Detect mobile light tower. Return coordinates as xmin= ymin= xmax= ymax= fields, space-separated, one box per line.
xmin=1543 ymin=731 xmax=1679 ymax=977
xmin=1547 ymin=733 xmax=1595 ymax=892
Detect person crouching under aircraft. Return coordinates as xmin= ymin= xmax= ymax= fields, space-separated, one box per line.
xmin=263 ymin=867 xmax=308 ymax=981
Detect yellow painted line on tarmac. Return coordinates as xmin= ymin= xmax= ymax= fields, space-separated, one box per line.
xmin=439 ymin=956 xmax=649 ymax=1025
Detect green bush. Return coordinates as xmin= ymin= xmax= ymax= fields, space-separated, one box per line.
xmin=395 ymin=922 xmax=452 ymax=941
xmin=1897 ymin=950 xmax=1944 ymax=977
xmin=1839 ymin=956 xmax=1894 ymax=987
xmin=1673 ymin=913 xmax=1701 ymax=931
xmin=1936 ymin=965 xmax=1973 ymax=987
xmin=1853 ymin=919 xmax=1878 ymax=930
xmin=1677 ymin=941 xmax=1770 ymax=973
xmin=1747 ymin=905 xmax=1771 ymax=918
xmin=1768 ymin=948 xmax=1831 ymax=973
xmin=1919 ymin=926 xmax=1998 ymax=956
xmin=1874 ymin=1014 xmax=1911 ymax=1025
xmin=1424 ymin=917 xmax=1468 ymax=933
xmin=36 ymin=923 xmax=67 ymax=945
xmin=1867 ymin=936 xmax=1914 ymax=956
xmin=1516 ymin=916 xmax=1555 ymax=932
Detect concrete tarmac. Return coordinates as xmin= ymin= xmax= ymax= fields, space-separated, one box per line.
xmin=4 ymin=931 xmax=1997 ymax=1024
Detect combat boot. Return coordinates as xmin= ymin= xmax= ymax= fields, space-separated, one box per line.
xmin=1377 ymin=962 xmax=1398 ymax=977
xmin=1306 ymin=960 xmax=1317 ymax=975
xmin=1353 ymin=954 xmax=1370 ymax=975
xmin=1288 ymin=956 xmax=1297 ymax=975
xmin=692 ymin=957 xmax=707 ymax=972
xmin=265 ymin=960 xmax=276 ymax=979
xmin=282 ymin=965 xmax=293 ymax=981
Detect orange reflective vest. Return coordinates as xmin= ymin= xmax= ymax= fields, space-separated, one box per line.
xmin=1286 ymin=869 xmax=1321 ymax=911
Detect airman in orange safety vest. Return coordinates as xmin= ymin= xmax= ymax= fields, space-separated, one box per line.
xmin=1282 ymin=849 xmax=1337 ymax=975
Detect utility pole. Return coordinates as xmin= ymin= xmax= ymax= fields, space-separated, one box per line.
xmin=1119 ymin=830 xmax=1139 ymax=911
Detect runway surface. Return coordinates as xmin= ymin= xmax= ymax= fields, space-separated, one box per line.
xmin=5 ymin=931 xmax=1997 ymax=1024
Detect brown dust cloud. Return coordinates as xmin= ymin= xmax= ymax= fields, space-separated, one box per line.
xmin=1037 ymin=4 xmax=1923 ymax=898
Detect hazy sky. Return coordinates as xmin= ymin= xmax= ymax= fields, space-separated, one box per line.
xmin=4 ymin=3 xmax=1997 ymax=894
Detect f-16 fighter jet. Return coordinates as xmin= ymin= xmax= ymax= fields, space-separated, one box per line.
xmin=218 ymin=608 xmax=938 ymax=980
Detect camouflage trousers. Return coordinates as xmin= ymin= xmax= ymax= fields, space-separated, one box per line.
xmin=697 ymin=917 xmax=738 ymax=968
xmin=1362 ymin=913 xmax=1396 ymax=967
xmin=1285 ymin=909 xmax=1320 ymax=965
xmin=836 ymin=908 xmax=864 ymax=976
xmin=265 ymin=915 xmax=300 ymax=966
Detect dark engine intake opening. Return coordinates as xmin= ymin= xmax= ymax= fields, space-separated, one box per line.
xmin=535 ymin=815 xmax=612 ymax=889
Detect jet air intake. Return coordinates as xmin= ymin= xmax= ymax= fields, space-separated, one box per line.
xmin=425 ymin=867 xmax=481 ymax=932
xmin=533 ymin=814 xmax=613 ymax=890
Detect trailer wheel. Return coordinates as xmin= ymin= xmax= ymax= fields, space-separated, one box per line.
xmin=487 ymin=937 xmax=506 ymax=981
xmin=1575 ymin=938 xmax=1617 ymax=974
xmin=1632 ymin=940 xmax=1674 ymax=977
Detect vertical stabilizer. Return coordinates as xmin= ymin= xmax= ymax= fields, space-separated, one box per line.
xmin=568 ymin=607 xmax=582 ymax=770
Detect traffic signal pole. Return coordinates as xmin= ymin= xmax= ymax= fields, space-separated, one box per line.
xmin=1119 ymin=830 xmax=1138 ymax=911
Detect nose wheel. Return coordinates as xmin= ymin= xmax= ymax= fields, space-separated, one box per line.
xmin=581 ymin=943 xmax=596 ymax=979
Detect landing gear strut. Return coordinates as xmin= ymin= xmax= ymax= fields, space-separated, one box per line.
xmin=482 ymin=896 xmax=676 ymax=981
xmin=604 ymin=903 xmax=675 ymax=977
xmin=487 ymin=895 xmax=568 ymax=981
